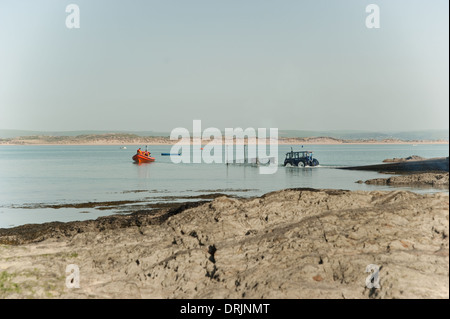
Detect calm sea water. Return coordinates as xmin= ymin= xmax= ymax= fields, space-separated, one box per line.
xmin=0 ymin=144 xmax=448 ymax=228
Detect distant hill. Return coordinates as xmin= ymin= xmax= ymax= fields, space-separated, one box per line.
xmin=0 ymin=129 xmax=448 ymax=141
xmin=0 ymin=130 xmax=169 ymax=139
xmin=278 ymin=130 xmax=449 ymax=141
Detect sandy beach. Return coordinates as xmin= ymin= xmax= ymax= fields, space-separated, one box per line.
xmin=0 ymin=134 xmax=448 ymax=146
xmin=0 ymin=187 xmax=448 ymax=299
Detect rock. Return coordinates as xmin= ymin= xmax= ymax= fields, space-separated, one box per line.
xmin=364 ymin=178 xmax=388 ymax=185
xmin=364 ymin=173 xmax=449 ymax=187
xmin=383 ymin=155 xmax=426 ymax=163
xmin=0 ymin=188 xmax=448 ymax=299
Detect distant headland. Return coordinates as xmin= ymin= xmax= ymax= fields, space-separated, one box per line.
xmin=0 ymin=129 xmax=448 ymax=145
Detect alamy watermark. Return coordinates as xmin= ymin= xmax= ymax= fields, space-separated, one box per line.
xmin=169 ymin=120 xmax=279 ymax=174
xmin=65 ymin=4 xmax=80 ymax=29
xmin=365 ymin=264 xmax=381 ymax=289
xmin=366 ymin=4 xmax=380 ymax=29
xmin=65 ymin=264 xmax=80 ymax=289
xmin=64 ymin=4 xmax=380 ymax=30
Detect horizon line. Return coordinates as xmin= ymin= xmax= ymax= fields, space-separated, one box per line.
xmin=1 ymin=128 xmax=449 ymax=133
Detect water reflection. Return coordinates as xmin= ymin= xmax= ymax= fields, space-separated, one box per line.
xmin=284 ymin=166 xmax=314 ymax=177
xmin=134 ymin=161 xmax=152 ymax=179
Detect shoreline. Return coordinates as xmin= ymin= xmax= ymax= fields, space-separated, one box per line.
xmin=2 ymin=172 xmax=448 ymax=230
xmin=1 ymin=185 xmax=448 ymax=242
xmin=0 ymin=133 xmax=448 ymax=146
xmin=0 ymin=187 xmax=448 ymax=298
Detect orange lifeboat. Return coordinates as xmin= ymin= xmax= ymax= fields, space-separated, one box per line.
xmin=132 ymin=153 xmax=155 ymax=163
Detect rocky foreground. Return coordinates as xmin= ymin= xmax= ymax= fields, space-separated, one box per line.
xmin=0 ymin=188 xmax=448 ymax=299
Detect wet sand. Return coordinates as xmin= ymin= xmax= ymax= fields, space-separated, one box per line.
xmin=0 ymin=188 xmax=448 ymax=299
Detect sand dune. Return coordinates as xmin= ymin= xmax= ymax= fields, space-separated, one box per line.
xmin=0 ymin=134 xmax=448 ymax=145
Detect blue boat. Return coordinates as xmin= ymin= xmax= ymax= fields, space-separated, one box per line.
xmin=161 ymin=152 xmax=181 ymax=156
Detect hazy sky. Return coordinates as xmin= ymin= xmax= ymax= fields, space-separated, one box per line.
xmin=0 ymin=0 xmax=448 ymax=132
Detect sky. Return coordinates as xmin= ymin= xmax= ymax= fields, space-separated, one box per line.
xmin=0 ymin=0 xmax=448 ymax=132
